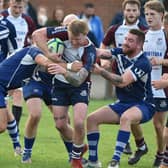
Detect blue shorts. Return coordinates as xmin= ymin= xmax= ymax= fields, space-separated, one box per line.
xmin=52 ymin=79 xmax=91 ymax=106
xmin=0 ymin=85 xmax=7 ymax=108
xmin=109 ymin=101 xmax=155 ymax=123
xmin=154 ymin=98 xmax=168 ymax=112
xmin=23 ymin=79 xmax=52 ymax=106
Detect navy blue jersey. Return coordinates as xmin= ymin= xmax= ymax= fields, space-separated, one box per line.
xmin=32 ymin=71 xmax=53 ymax=87
xmin=111 ymin=48 xmax=153 ymax=104
xmin=0 ymin=46 xmax=43 ymax=90
xmin=0 ymin=16 xmax=17 ymax=62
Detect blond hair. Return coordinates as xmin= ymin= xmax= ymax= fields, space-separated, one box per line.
xmin=144 ymin=0 xmax=165 ymax=14
xmin=68 ymin=20 xmax=89 ymax=36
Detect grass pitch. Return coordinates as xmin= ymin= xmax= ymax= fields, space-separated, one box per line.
xmin=0 ymin=99 xmax=156 ymax=168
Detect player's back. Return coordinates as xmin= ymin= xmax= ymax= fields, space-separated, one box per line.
xmin=0 ymin=46 xmax=42 ymax=90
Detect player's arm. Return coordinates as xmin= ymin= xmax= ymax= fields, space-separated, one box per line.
xmin=150 ymin=56 xmax=168 ymax=66
xmin=48 ymin=64 xmax=89 ymax=87
xmin=32 ymin=28 xmax=61 ymax=62
xmin=34 ymin=54 xmax=53 ymax=69
xmin=94 ymin=63 xmax=135 ymax=87
xmin=64 ymin=68 xmax=89 ymax=87
xmin=32 ymin=28 xmax=49 ymax=55
xmin=152 ymin=73 xmax=168 ymax=89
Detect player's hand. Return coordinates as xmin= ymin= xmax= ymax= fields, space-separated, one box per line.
xmin=100 ymin=59 xmax=112 ymax=69
xmin=47 ymin=52 xmax=63 ymax=63
xmin=96 ymin=48 xmax=112 ymax=59
xmin=161 ymin=73 xmax=168 ymax=80
xmin=93 ymin=63 xmax=104 ymax=74
xmin=48 ymin=63 xmax=66 ymax=75
xmin=149 ymin=56 xmax=163 ymax=66
xmin=71 ymin=61 xmax=83 ymax=72
xmin=152 ymin=79 xmax=168 ymax=90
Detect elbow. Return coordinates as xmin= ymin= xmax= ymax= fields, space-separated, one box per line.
xmin=32 ymin=28 xmax=47 ymax=44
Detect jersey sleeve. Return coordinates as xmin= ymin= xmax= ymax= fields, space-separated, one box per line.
xmin=129 ymin=57 xmax=151 ymax=81
xmin=27 ymin=47 xmax=44 ymax=60
xmin=83 ymin=45 xmax=97 ymax=72
xmin=46 ymin=26 xmax=68 ymax=41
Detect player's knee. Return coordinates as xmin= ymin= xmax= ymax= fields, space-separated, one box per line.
xmin=29 ymin=113 xmax=41 ymax=122
xmin=120 ymin=115 xmax=131 ymax=125
xmin=55 ymin=121 xmax=66 ymax=132
xmin=74 ymin=120 xmax=84 ymax=132
xmin=87 ymin=114 xmax=97 ymax=125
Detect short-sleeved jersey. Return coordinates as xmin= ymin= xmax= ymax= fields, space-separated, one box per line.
xmin=103 ymin=20 xmax=148 ymax=47
xmin=0 ymin=15 xmax=17 ymax=61
xmin=110 ymin=48 xmax=153 ymax=104
xmin=1 ymin=9 xmax=36 ymax=48
xmin=47 ymin=26 xmax=97 ymax=84
xmin=0 ymin=46 xmax=44 ymax=90
xmin=143 ymin=29 xmax=168 ymax=98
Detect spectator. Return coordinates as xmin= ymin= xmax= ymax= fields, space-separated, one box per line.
xmin=79 ymin=2 xmax=104 ymax=46
xmin=24 ymin=0 xmax=38 ymax=27
xmin=37 ymin=6 xmax=48 ymax=28
xmin=46 ymin=6 xmax=64 ymax=26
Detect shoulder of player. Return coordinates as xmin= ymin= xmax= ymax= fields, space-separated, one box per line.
xmin=1 ymin=10 xmax=8 ymax=18
xmin=138 ymin=22 xmax=148 ymax=32
xmin=106 ymin=23 xmax=121 ymax=33
xmin=26 ymin=46 xmax=45 ymax=58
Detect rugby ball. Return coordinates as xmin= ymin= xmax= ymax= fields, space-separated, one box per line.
xmin=47 ymin=38 xmax=65 ymax=54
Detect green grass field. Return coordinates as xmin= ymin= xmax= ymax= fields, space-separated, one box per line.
xmin=0 ymin=99 xmax=156 ymax=168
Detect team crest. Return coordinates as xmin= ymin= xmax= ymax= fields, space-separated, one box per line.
xmin=156 ymin=38 xmax=163 ymax=45
xmin=80 ymin=90 xmax=87 ymax=97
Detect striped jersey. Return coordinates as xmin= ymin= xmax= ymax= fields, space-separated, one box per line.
xmin=110 ymin=47 xmax=153 ymax=104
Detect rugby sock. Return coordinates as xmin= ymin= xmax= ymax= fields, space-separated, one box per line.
xmin=112 ymin=130 xmax=130 ymax=161
xmin=71 ymin=144 xmax=84 ymax=160
xmin=87 ymin=131 xmax=100 ymax=162
xmin=135 ymin=137 xmax=147 ymax=150
xmin=12 ymin=105 xmax=22 ymax=127
xmin=7 ymin=120 xmax=21 ymax=149
xmin=23 ymin=137 xmax=35 ymax=155
xmin=63 ymin=140 xmax=72 ymax=161
xmin=162 ymin=146 xmax=168 ymax=166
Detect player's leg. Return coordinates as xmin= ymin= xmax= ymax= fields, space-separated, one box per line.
xmin=0 ymin=92 xmax=10 ymax=133
xmin=22 ymin=97 xmax=42 ymax=163
xmin=128 ymin=124 xmax=148 ymax=165
xmin=153 ymin=111 xmax=168 ymax=167
xmin=69 ymin=84 xmax=90 ymax=168
xmin=12 ymin=89 xmax=23 ymax=129
xmin=70 ymin=102 xmax=88 ymax=168
xmin=85 ymin=105 xmax=120 ymax=168
xmin=0 ymin=108 xmax=8 ymax=133
xmin=153 ymin=98 xmax=168 ymax=167
xmin=7 ymin=110 xmax=22 ymax=156
xmin=159 ymin=117 xmax=168 ymax=168
xmin=21 ymin=80 xmax=52 ymax=163
xmin=108 ymin=102 xmax=154 ymax=168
